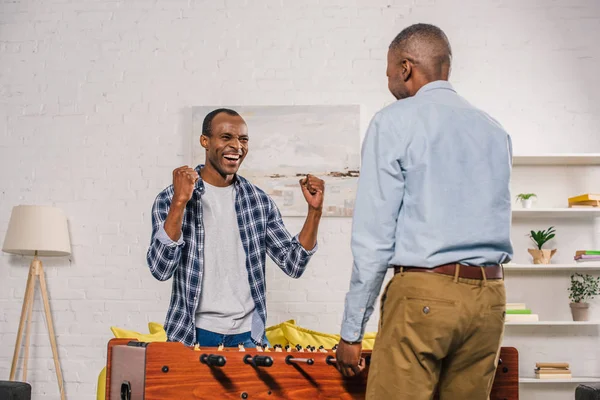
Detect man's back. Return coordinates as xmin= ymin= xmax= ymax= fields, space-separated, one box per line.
xmin=380 ymin=80 xmax=513 ymax=267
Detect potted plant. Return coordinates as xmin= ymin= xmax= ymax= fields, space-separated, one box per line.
xmin=527 ymin=226 xmax=556 ymax=264
xmin=516 ymin=193 xmax=537 ymax=209
xmin=568 ymin=273 xmax=600 ymax=321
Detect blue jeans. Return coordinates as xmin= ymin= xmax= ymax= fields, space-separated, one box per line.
xmin=196 ymin=328 xmax=270 ymax=348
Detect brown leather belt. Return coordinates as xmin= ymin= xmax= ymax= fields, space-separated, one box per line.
xmin=393 ymin=263 xmax=503 ymax=280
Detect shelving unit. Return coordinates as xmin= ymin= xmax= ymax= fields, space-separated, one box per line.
xmin=512 ymin=208 xmax=600 ymax=219
xmin=513 ymin=154 xmax=600 ymax=165
xmin=510 ymin=154 xmax=600 ymax=395
xmin=504 ymin=263 xmax=600 ymax=271
xmin=505 ymin=321 xmax=600 ymax=326
xmin=519 ymin=377 xmax=600 ymax=384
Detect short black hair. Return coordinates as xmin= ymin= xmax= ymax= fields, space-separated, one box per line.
xmin=390 ymin=23 xmax=452 ymax=78
xmin=202 ymin=108 xmax=240 ymax=136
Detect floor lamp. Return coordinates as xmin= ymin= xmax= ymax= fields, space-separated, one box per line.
xmin=2 ymin=205 xmax=71 ymax=400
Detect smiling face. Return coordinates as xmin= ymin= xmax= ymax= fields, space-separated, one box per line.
xmin=200 ymin=112 xmax=249 ymax=179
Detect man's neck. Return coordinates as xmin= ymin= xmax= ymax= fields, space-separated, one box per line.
xmin=200 ymin=165 xmax=236 ymax=187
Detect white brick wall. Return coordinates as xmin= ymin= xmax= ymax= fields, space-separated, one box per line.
xmin=1 ymin=0 xmax=599 ymax=399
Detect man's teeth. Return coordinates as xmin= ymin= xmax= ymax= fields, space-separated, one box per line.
xmin=224 ymin=155 xmax=240 ymax=160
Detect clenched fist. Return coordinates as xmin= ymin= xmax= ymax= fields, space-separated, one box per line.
xmin=173 ymin=166 xmax=199 ymax=205
xmin=299 ymin=174 xmax=325 ymax=211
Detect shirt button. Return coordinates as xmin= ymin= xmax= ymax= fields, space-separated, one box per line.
xmin=423 ymin=306 xmax=430 ymax=314
xmin=360 ymin=308 xmax=365 ymax=312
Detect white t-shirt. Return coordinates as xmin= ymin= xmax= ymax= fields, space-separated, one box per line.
xmin=195 ymin=182 xmax=255 ymax=334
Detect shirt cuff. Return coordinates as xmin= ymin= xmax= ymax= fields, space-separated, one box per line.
xmin=294 ymin=234 xmax=318 ymax=255
xmin=341 ymin=320 xmax=365 ymax=343
xmin=155 ymin=224 xmax=184 ymax=247
xmin=340 ymin=293 xmax=369 ymax=342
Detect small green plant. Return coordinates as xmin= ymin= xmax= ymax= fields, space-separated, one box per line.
xmin=516 ymin=193 xmax=537 ymax=201
xmin=568 ymin=273 xmax=600 ymax=303
xmin=529 ymin=226 xmax=555 ymax=249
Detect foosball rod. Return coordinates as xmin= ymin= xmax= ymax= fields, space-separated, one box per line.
xmin=285 ymin=355 xmax=314 ymax=365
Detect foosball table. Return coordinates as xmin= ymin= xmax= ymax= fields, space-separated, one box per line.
xmin=106 ymin=338 xmax=519 ymax=399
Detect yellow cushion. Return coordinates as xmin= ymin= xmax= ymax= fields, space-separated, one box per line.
xmin=97 ymin=367 xmax=106 ymax=400
xmin=265 ymin=319 xmax=296 ymax=346
xmin=268 ymin=320 xmax=377 ymax=350
xmin=110 ymin=322 xmax=168 ymax=342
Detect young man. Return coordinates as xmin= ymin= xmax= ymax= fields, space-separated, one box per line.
xmin=147 ymin=108 xmax=325 ymax=348
xmin=336 ymin=24 xmax=513 ymax=399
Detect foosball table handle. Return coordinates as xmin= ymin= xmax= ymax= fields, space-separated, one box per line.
xmin=326 ymin=356 xmax=336 ymax=366
xmin=244 ymin=354 xmax=274 ymax=367
xmin=200 ymin=354 xmax=227 ymax=367
xmin=285 ymin=355 xmax=314 ymax=365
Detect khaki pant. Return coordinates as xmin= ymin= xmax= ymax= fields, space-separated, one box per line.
xmin=366 ymin=269 xmax=506 ymax=400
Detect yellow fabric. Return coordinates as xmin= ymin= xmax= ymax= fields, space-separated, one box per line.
xmin=265 ymin=319 xmax=296 ymax=346
xmin=110 ymin=322 xmax=168 ymax=342
xmin=96 ymin=367 xmax=106 ymax=400
xmin=266 ymin=319 xmax=376 ymax=350
xmin=97 ymin=321 xmax=376 ymax=400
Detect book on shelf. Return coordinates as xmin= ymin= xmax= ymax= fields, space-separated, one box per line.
xmin=505 ymin=313 xmax=539 ymax=322
xmin=536 ymin=363 xmax=569 ymax=369
xmin=569 ymin=194 xmax=600 ymax=203
xmin=569 ymin=193 xmax=600 ymax=208
xmin=535 ymin=373 xmax=572 ymax=379
xmin=576 ymin=250 xmax=600 ymax=256
xmin=535 ymin=369 xmax=572 ymax=375
xmin=506 ymin=309 xmax=532 ymax=314
xmin=574 ymin=254 xmax=600 ymax=262
xmin=534 ymin=362 xmax=571 ymax=379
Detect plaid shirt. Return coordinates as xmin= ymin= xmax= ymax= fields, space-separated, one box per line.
xmin=146 ymin=165 xmax=317 ymax=346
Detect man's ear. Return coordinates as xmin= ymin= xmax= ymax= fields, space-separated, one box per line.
xmin=200 ymin=134 xmax=209 ymax=150
xmin=401 ymin=59 xmax=412 ymax=82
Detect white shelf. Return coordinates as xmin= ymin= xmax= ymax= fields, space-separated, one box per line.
xmin=506 ymin=321 xmax=600 ymax=326
xmin=504 ymin=263 xmax=600 ymax=271
xmin=513 ymin=154 xmax=600 ymax=165
xmin=512 ymin=208 xmax=600 ymax=218
xmin=520 ymin=377 xmax=600 ymax=383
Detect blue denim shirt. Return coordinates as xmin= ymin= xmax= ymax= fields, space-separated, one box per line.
xmin=341 ymin=81 xmax=514 ymax=342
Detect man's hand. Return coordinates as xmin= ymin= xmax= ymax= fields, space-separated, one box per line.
xmin=173 ymin=166 xmax=199 ymax=206
xmin=335 ymin=340 xmax=365 ymax=377
xmin=299 ymin=174 xmax=325 ymax=211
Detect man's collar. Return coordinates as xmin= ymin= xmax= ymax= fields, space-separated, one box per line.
xmin=415 ymin=80 xmax=455 ymax=96
xmin=193 ymin=164 xmax=240 ymax=193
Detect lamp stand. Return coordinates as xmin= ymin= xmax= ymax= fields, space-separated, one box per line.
xmin=9 ymin=253 xmax=65 ymax=400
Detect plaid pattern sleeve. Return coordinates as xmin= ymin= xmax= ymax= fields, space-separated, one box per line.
xmin=146 ymin=186 xmax=184 ymax=282
xmin=265 ymin=197 xmax=317 ymax=278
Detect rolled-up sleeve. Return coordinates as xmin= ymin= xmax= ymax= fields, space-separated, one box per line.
xmin=265 ymin=199 xmax=317 ymax=279
xmin=341 ymin=112 xmax=405 ymax=342
xmin=146 ymin=192 xmax=185 ymax=281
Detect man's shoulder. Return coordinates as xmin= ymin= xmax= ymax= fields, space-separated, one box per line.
xmin=237 ymin=175 xmax=271 ymax=200
xmin=375 ymin=97 xmax=422 ymax=125
xmin=236 ymin=175 xmax=275 ymax=210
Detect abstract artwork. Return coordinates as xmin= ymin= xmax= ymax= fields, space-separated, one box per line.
xmin=191 ymin=105 xmax=361 ymax=217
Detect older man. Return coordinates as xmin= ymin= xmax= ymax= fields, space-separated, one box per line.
xmin=337 ymin=24 xmax=513 ymax=400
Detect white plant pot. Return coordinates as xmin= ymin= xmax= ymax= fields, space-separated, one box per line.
xmin=521 ymin=199 xmax=533 ymax=209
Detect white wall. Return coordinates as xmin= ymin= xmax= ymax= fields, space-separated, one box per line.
xmin=1 ymin=0 xmax=599 ymax=399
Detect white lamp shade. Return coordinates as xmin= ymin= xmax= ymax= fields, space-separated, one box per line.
xmin=2 ymin=205 xmax=71 ymax=257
